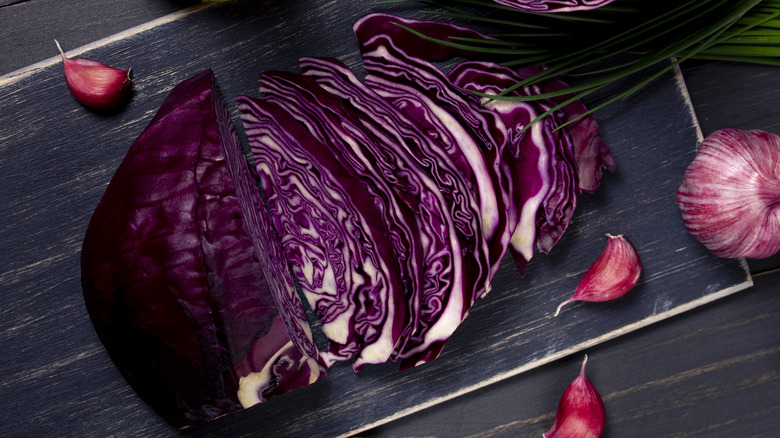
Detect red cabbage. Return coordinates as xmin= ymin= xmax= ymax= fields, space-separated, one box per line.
xmin=448 ymin=61 xmax=555 ymax=273
xmin=353 ymin=13 xmax=613 ymax=193
xmin=81 ymin=10 xmax=616 ymax=428
xmin=229 ymin=14 xmax=613 ymax=372
xmin=355 ymin=14 xmax=509 ymax=282
xmin=492 ymin=0 xmax=616 ymax=12
xmin=298 ymin=56 xmax=488 ymax=368
xmin=255 ymin=69 xmax=428 ymax=369
xmin=355 ymin=13 xmax=614 ymax=264
xmin=236 ymin=96 xmax=407 ymax=371
xmin=447 ymin=61 xmax=579 ymax=256
xmin=81 ymin=69 xmax=319 ymax=428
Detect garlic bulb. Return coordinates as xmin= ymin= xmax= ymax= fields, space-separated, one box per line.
xmin=555 ymin=234 xmax=641 ymax=316
xmin=544 ymin=355 xmax=605 ymax=438
xmin=677 ymin=128 xmax=780 ymax=259
xmin=55 ymin=40 xmax=132 ymax=111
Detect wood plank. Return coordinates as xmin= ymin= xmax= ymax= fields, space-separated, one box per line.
xmin=0 ymin=1 xmax=752 ymax=437
xmin=0 ymin=0 xmax=201 ymax=76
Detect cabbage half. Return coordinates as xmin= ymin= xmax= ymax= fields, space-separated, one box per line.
xmin=81 ymin=69 xmax=320 ymax=428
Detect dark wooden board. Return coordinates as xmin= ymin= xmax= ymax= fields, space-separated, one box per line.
xmin=0 ymin=0 xmax=201 ymax=76
xmin=362 ymin=271 xmax=780 ymax=438
xmin=0 ymin=1 xmax=753 ymax=437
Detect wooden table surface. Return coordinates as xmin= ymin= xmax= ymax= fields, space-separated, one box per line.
xmin=2 ymin=1 xmax=779 ymax=437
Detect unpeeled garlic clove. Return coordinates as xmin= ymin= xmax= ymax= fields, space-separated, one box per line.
xmin=555 ymin=233 xmax=640 ymax=316
xmin=55 ymin=40 xmax=132 ymax=111
xmin=544 ymin=355 xmax=605 ymax=438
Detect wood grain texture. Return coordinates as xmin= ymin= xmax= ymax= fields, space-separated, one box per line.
xmin=363 ymin=271 xmax=780 ymax=437
xmin=0 ymin=0 xmax=201 ymax=76
xmin=0 ymin=1 xmax=763 ymax=437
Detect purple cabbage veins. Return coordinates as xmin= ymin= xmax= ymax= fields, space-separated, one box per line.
xmin=299 ymin=56 xmax=489 ymax=369
xmin=492 ymin=0 xmax=616 ymax=12
xmin=237 ymin=95 xmax=408 ymax=371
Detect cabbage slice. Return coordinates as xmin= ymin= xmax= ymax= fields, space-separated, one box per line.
xmin=355 ymin=13 xmax=614 ymax=267
xmin=254 ymin=70 xmax=429 ymax=364
xmin=299 ymin=56 xmax=484 ymax=368
xmin=448 ymin=62 xmax=578 ymax=264
xmin=449 ymin=61 xmax=553 ymax=273
xmin=355 ymin=16 xmax=505 ymax=289
xmin=237 ymin=96 xmax=407 ymax=372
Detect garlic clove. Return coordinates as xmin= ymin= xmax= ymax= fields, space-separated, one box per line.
xmin=55 ymin=40 xmax=132 ymax=111
xmin=555 ymin=233 xmax=641 ymax=316
xmin=677 ymin=128 xmax=780 ymax=259
xmin=544 ymin=355 xmax=606 ymax=438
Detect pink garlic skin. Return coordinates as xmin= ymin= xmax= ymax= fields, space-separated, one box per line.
xmin=56 ymin=40 xmax=132 ymax=111
xmin=677 ymin=128 xmax=780 ymax=259
xmin=544 ymin=355 xmax=605 ymax=438
xmin=555 ymin=234 xmax=641 ymax=316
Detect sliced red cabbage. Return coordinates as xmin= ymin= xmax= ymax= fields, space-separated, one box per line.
xmin=81 ymin=69 xmax=319 ymax=428
xmin=355 ymin=14 xmax=509 ymax=283
xmin=298 ymin=56 xmax=485 ymax=368
xmin=237 ymin=96 xmax=407 ymax=372
xmin=513 ymin=64 xmax=616 ymax=195
xmin=448 ymin=61 xmax=579 ymax=260
xmin=533 ymin=102 xmax=580 ymax=253
xmin=492 ymin=0 xmax=616 ymax=13
xmin=357 ymin=13 xmax=614 ymax=197
xmin=448 ymin=61 xmax=554 ymax=273
xmin=80 ymin=11 xmax=617 ymax=428
xmin=355 ymin=13 xmax=614 ymax=260
xmin=254 ymin=69 xmax=426 ymax=369
xmin=498 ymin=64 xmax=614 ymax=252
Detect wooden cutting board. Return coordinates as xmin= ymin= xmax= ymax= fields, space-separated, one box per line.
xmin=0 ymin=1 xmax=752 ymax=437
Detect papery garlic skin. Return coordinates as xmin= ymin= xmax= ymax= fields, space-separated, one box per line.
xmin=544 ymin=355 xmax=605 ymax=438
xmin=677 ymin=128 xmax=780 ymax=259
xmin=555 ymin=234 xmax=641 ymax=316
xmin=56 ymin=40 xmax=132 ymax=111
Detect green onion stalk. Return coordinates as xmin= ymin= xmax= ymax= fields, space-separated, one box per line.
xmin=375 ymin=0 xmax=780 ymax=129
